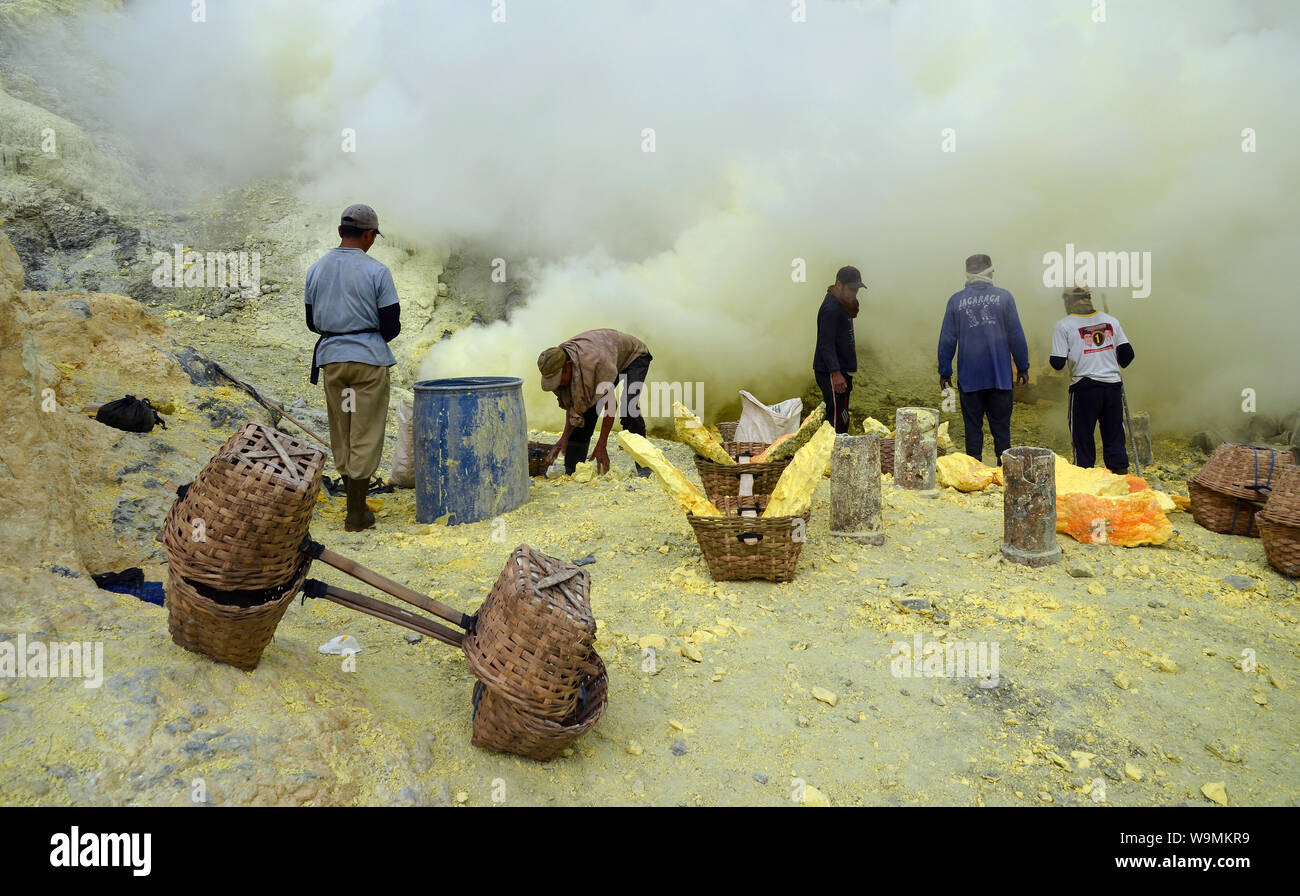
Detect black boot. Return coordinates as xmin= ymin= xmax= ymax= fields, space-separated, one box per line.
xmin=344 ymin=476 xmax=375 ymax=531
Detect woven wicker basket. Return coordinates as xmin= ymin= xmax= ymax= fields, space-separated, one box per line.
xmin=1259 ymin=466 xmax=1300 ymax=527
xmin=1258 ymin=516 xmax=1300 ymax=577
xmin=1187 ymin=480 xmax=1262 ymax=537
xmin=716 ymin=421 xmax=738 ymax=442
xmin=694 ymin=441 xmax=791 ymax=504
xmin=166 ymin=555 xmax=311 ymax=670
xmin=1190 ymin=443 xmax=1294 ymax=504
xmin=528 ymin=441 xmax=554 ymax=477
xmin=687 ymin=494 xmax=812 ymax=583
xmin=163 ymin=423 xmax=324 ymax=590
xmin=470 ymin=653 xmax=607 ymax=761
xmin=461 ymin=545 xmax=598 ymax=721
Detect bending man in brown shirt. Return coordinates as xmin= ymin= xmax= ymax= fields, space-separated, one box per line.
xmin=538 ymin=329 xmax=654 ymax=476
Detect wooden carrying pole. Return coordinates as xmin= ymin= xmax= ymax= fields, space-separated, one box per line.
xmin=302 ymin=540 xmax=474 ymax=632
xmin=305 ymin=581 xmax=463 ymax=648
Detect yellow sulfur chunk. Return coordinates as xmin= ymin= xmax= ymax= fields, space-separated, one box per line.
xmin=1055 ymin=454 xmax=1129 ymax=497
xmin=802 ymin=785 xmax=830 ymax=807
xmin=937 ymin=421 xmax=955 ymax=453
xmin=1149 ymin=489 xmax=1176 ymax=513
xmin=755 ymin=403 xmax=826 ymax=463
xmin=617 ymin=431 xmax=721 ymax=516
xmin=862 ymin=416 xmax=891 ymax=437
xmin=936 ymin=454 xmax=999 ymax=492
xmin=764 ymin=423 xmax=835 ymax=517
xmin=673 ymin=401 xmax=735 ymax=464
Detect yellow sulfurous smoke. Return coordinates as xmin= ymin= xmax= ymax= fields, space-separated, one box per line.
xmin=20 ymin=0 xmax=1300 ymax=434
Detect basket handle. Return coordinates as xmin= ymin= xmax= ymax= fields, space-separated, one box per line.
xmin=736 ymin=531 xmax=764 ymax=544
xmin=536 ymin=567 xmax=581 ymax=590
xmin=301 ymin=538 xmax=473 ymax=632
xmin=738 ymin=471 xmax=755 ymax=497
xmin=303 ymin=579 xmax=463 ymax=648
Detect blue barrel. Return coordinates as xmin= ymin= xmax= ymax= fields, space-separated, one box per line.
xmin=413 ymin=377 xmax=529 ymax=525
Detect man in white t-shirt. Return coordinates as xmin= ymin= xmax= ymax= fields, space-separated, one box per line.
xmin=1049 ymin=286 xmax=1136 ymax=473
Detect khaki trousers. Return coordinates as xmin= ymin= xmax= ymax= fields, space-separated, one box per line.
xmin=322 ymin=361 xmax=391 ymax=481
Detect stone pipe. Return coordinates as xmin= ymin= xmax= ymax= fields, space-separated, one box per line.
xmin=829 ymin=434 xmax=885 ymax=545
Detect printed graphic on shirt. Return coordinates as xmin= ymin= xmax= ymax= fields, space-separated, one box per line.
xmin=958 ymin=294 xmax=1001 ymax=327
xmin=1078 ymin=322 xmax=1115 ymax=354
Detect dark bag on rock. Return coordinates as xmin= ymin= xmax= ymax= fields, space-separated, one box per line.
xmin=96 ymin=395 xmax=166 ymax=433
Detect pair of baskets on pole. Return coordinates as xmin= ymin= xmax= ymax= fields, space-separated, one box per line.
xmin=1187 ymin=443 xmax=1300 ymax=578
xmin=688 ymin=422 xmax=809 ymax=583
xmin=1187 ymin=443 xmax=1295 ymax=537
xmin=161 ymin=422 xmax=606 ymax=760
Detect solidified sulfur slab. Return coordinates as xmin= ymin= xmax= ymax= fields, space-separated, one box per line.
xmin=754 ymin=403 xmax=825 ymax=464
xmin=764 ymin=422 xmax=835 ymax=517
xmin=618 ymin=431 xmax=721 ymax=516
xmin=673 ymin=402 xmax=735 ymax=465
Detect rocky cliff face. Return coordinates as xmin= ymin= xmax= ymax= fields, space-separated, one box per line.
xmin=0 ymin=232 xmax=269 ymax=577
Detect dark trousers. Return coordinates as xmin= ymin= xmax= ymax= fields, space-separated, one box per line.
xmin=565 ymin=353 xmax=652 ymax=474
xmin=959 ymin=387 xmax=1013 ymax=465
xmin=1068 ymin=378 xmax=1129 ymax=474
xmin=815 ymin=370 xmax=853 ymax=434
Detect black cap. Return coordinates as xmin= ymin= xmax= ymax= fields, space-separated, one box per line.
xmin=965 ymin=254 xmax=992 ymax=274
xmin=836 ymin=265 xmax=866 ymax=289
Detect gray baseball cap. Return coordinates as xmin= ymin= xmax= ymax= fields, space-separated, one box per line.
xmin=340 ymin=203 xmax=382 ymax=236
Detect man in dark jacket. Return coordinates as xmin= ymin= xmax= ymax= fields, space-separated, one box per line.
xmin=937 ymin=254 xmax=1029 ymax=465
xmin=813 ymin=265 xmax=865 ymax=433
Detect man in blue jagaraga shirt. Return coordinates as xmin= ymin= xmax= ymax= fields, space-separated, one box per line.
xmin=937 ymin=254 xmax=1029 ymax=466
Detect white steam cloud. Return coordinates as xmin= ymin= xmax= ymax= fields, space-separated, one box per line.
xmin=20 ymin=0 xmax=1300 ymax=431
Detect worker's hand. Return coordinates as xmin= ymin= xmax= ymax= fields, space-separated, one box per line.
xmin=544 ymin=441 xmax=564 ymax=468
xmin=830 ymin=371 xmax=848 ymax=394
xmin=1016 ymin=371 xmax=1029 ymax=387
xmin=589 ymin=443 xmax=610 ymax=475
xmin=939 ymin=376 xmax=952 ymax=392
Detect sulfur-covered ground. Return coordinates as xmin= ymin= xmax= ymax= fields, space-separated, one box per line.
xmin=3 ymin=426 xmax=1297 ymax=806
xmin=2 ymin=213 xmax=1299 ymax=806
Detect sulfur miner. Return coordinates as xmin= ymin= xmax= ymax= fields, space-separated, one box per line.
xmin=538 ymin=329 xmax=654 ymax=477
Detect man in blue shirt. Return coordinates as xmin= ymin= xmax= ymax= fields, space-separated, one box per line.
xmin=937 ymin=254 xmax=1029 ymax=466
xmin=813 ymin=265 xmax=865 ymax=433
xmin=305 ymin=204 xmax=401 ymax=531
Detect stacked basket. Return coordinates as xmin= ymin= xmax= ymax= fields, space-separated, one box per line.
xmin=687 ymin=494 xmax=812 ymax=583
xmin=1187 ymin=443 xmax=1295 ymax=537
xmin=1259 ymin=467 xmax=1300 ymax=576
xmin=462 ymin=545 xmax=607 ymax=760
xmin=694 ymin=440 xmax=792 ymax=504
xmin=162 ymin=423 xmax=325 ymax=669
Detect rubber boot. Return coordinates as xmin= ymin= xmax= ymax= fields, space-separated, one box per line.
xmin=344 ymin=476 xmax=375 ymax=531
